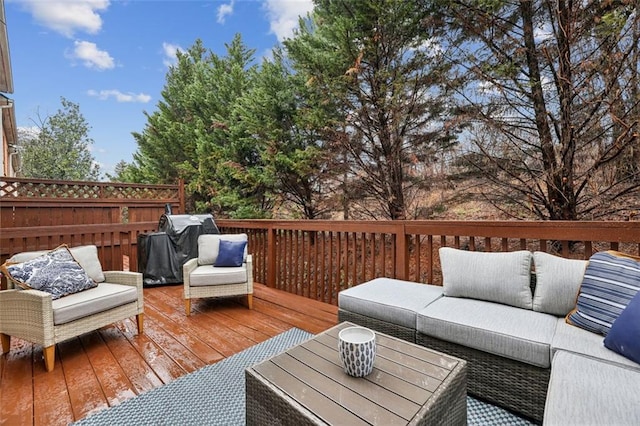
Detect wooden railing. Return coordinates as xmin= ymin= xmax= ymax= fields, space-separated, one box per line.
xmin=217 ymin=220 xmax=640 ymax=305
xmin=2 ymin=217 xmax=639 ymax=305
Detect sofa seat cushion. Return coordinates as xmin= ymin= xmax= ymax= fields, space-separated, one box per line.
xmin=52 ymin=283 xmax=138 ymax=325
xmin=551 ymin=319 xmax=640 ymax=371
xmin=189 ymin=265 xmax=248 ymax=286
xmin=417 ymin=297 xmax=557 ymax=368
xmin=544 ymin=351 xmax=640 ymax=425
xmin=338 ymin=278 xmax=443 ymax=329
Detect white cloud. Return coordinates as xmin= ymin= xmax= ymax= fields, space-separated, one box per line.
xmin=87 ymin=89 xmax=151 ymax=103
xmin=67 ymin=40 xmax=115 ymax=70
xmin=18 ymin=0 xmax=109 ymax=38
xmin=162 ymin=42 xmax=182 ymax=67
xmin=217 ymin=0 xmax=235 ymax=24
xmin=263 ymin=0 xmax=314 ymax=41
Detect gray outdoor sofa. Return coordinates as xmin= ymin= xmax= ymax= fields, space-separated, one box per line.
xmin=338 ymin=248 xmax=640 ymax=424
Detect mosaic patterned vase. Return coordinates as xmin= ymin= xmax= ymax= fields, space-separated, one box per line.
xmin=338 ymin=326 xmax=376 ymax=377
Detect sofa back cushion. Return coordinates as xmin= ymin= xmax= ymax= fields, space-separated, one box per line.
xmin=198 ymin=234 xmax=248 ymax=266
xmin=532 ymin=251 xmax=587 ymax=316
xmin=8 ymin=245 xmax=105 ymax=283
xmin=440 ymin=247 xmax=533 ymax=309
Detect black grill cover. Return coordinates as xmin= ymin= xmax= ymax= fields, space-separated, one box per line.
xmin=138 ymin=214 xmax=219 ymax=286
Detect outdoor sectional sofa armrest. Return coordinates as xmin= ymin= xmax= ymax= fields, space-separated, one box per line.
xmin=0 ymin=289 xmax=55 ymax=344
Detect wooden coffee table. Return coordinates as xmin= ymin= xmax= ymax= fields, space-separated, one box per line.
xmin=246 ymin=322 xmax=467 ymax=425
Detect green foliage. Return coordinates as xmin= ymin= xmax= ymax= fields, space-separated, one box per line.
xmin=127 ymin=35 xmax=272 ymax=217
xmin=19 ymin=97 xmax=100 ymax=181
xmin=285 ymin=0 xmax=457 ymax=219
xmin=233 ymin=48 xmax=334 ymax=218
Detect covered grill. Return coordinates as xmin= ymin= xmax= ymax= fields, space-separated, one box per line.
xmin=138 ymin=213 xmax=219 ymax=286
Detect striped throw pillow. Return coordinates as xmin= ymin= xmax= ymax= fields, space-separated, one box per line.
xmin=566 ymin=251 xmax=640 ymax=336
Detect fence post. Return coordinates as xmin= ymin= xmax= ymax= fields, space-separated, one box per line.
xmin=394 ymin=222 xmax=409 ymax=280
xmin=267 ymin=225 xmax=277 ymax=288
xmin=178 ymin=179 xmax=186 ymax=214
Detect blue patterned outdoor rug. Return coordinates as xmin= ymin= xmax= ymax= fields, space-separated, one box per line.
xmin=74 ymin=328 xmax=533 ymax=425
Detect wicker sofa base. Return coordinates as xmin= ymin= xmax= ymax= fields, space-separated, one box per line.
xmin=416 ymin=332 xmax=548 ymax=423
xmin=337 ymin=309 xmax=416 ymax=343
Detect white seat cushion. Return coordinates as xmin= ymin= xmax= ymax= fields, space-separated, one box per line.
xmin=544 ymin=351 xmax=640 ymax=425
xmin=52 ymin=283 xmax=138 ymax=325
xmin=551 ymin=319 xmax=640 ymax=371
xmin=338 ymin=278 xmax=444 ymax=329
xmin=417 ymin=297 xmax=557 ymax=368
xmin=189 ymin=265 xmax=248 ymax=286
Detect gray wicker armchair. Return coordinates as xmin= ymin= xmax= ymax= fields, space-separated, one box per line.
xmin=183 ymin=234 xmax=253 ymax=315
xmin=0 ymin=245 xmax=144 ymax=372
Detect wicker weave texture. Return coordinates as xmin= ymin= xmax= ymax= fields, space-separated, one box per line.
xmin=417 ymin=332 xmax=548 ymax=423
xmin=413 ymin=358 xmax=468 ymax=425
xmin=246 ymin=369 xmax=323 ymax=426
xmin=0 ymin=271 xmax=143 ymax=349
xmin=337 ymin=309 xmax=416 ymax=343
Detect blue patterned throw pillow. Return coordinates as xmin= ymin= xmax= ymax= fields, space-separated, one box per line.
xmin=604 ymin=291 xmax=640 ymax=364
xmin=566 ymin=251 xmax=640 ymax=336
xmin=214 ymin=240 xmax=247 ymax=267
xmin=2 ymin=245 xmax=97 ymax=300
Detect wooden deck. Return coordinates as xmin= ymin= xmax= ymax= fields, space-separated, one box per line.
xmin=0 ymin=283 xmax=338 ymax=426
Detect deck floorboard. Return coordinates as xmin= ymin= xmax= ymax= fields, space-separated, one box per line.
xmin=0 ymin=283 xmax=338 ymax=426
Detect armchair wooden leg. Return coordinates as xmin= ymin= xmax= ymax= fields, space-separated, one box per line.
xmin=43 ymin=346 xmax=55 ymax=372
xmin=1 ymin=333 xmax=10 ymax=354
xmin=247 ymin=294 xmax=253 ymax=310
xmin=185 ymin=298 xmax=191 ymax=316
xmin=136 ymin=313 xmax=144 ymax=334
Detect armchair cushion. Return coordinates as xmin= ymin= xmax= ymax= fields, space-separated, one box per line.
xmin=198 ymin=234 xmax=248 ymax=266
xmin=2 ymin=245 xmax=97 ymax=300
xmin=214 ymin=240 xmax=247 ymax=267
xmin=7 ymin=245 xmax=105 ymax=283
xmin=188 ymin=265 xmax=248 ymax=286
xmin=52 ymin=282 xmax=138 ymax=325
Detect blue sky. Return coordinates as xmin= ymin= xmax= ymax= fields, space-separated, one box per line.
xmin=5 ymin=0 xmax=313 ymax=178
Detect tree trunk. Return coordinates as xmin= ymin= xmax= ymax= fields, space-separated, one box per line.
xmin=521 ymin=0 xmax=576 ymax=220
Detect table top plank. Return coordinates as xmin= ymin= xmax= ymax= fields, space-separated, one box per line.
xmin=247 ymin=322 xmax=467 ymax=426
xmin=268 ymin=352 xmax=408 ymax=425
xmin=300 ymin=338 xmax=434 ymax=403
xmin=286 ymin=344 xmax=422 ymax=419
xmin=251 ymin=360 xmax=368 ymax=426
xmin=314 ymin=333 xmax=452 ymax=383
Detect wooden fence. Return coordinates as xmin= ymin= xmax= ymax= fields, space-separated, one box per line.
xmin=0 ymin=177 xmax=184 ymax=272
xmin=217 ymin=220 xmax=640 ymax=305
